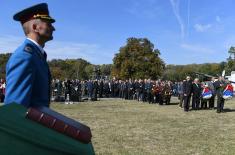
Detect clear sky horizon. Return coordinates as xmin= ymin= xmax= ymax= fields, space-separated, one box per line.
xmin=0 ymin=0 xmax=234 ymax=65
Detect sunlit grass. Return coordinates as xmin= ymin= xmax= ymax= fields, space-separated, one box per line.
xmin=51 ymin=97 xmax=235 ymax=155
xmin=3 ymin=97 xmax=234 ymax=155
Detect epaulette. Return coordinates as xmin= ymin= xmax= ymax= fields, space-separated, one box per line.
xmin=24 ymin=44 xmax=33 ymax=54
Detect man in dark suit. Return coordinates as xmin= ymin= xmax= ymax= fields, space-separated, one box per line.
xmin=5 ymin=3 xmax=55 ymax=107
xmin=183 ymin=76 xmax=193 ymax=112
xmin=214 ymin=76 xmax=225 ymax=113
xmin=192 ymin=78 xmax=201 ymax=110
xmin=208 ymin=77 xmax=215 ymax=109
xmin=87 ymin=79 xmax=94 ymax=100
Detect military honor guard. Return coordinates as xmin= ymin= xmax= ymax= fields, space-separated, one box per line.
xmin=5 ymin=3 xmax=55 ymax=107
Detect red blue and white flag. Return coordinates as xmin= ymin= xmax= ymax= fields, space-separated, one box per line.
xmin=202 ymin=87 xmax=212 ymax=99
xmin=223 ymin=84 xmax=233 ymax=100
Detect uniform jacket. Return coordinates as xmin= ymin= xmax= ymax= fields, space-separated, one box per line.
xmin=5 ymin=39 xmax=51 ymax=107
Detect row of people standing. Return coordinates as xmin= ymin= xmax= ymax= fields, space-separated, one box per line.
xmin=118 ymin=79 xmax=172 ymax=105
xmin=51 ymin=78 xmax=173 ymax=105
xmin=181 ymin=76 xmax=231 ymax=113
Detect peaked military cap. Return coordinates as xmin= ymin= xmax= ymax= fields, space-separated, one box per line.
xmin=13 ymin=3 xmax=55 ymax=24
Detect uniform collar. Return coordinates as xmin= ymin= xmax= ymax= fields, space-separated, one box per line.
xmin=26 ymin=38 xmax=45 ymax=55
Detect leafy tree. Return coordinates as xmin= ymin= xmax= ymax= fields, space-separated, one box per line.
xmin=163 ymin=63 xmax=223 ymax=81
xmin=226 ymin=60 xmax=235 ymax=73
xmin=48 ymin=58 xmax=92 ymax=80
xmin=84 ymin=64 xmax=94 ymax=79
xmin=228 ymin=46 xmax=235 ymax=59
xmin=219 ymin=61 xmax=226 ymax=74
xmin=98 ymin=64 xmax=112 ymax=79
xmin=71 ymin=59 xmax=91 ymax=79
xmin=112 ymin=37 xmax=165 ymax=79
xmin=225 ymin=46 xmax=235 ymax=73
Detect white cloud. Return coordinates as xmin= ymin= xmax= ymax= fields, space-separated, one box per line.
xmin=169 ymin=0 xmax=185 ymax=39
xmin=45 ymin=41 xmax=113 ymax=64
xmin=181 ymin=43 xmax=216 ymax=54
xmin=0 ymin=35 xmax=113 ymax=64
xmin=194 ymin=24 xmax=211 ymax=32
xmin=0 ymin=35 xmax=23 ymax=53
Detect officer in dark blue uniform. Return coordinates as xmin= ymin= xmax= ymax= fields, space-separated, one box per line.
xmin=4 ymin=3 xmax=55 ymax=107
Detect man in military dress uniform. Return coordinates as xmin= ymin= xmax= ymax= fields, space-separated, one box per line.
xmin=5 ymin=3 xmax=55 ymax=107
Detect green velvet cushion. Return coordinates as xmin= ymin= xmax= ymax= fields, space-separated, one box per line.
xmin=0 ymin=104 xmax=95 ymax=155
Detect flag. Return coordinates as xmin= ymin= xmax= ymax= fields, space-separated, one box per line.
xmin=202 ymin=87 xmax=212 ymax=99
xmin=223 ymin=84 xmax=233 ymax=100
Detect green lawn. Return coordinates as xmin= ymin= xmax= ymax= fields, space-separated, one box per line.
xmin=50 ymin=97 xmax=235 ymax=155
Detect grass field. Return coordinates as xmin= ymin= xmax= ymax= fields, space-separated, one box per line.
xmin=50 ymin=97 xmax=235 ymax=155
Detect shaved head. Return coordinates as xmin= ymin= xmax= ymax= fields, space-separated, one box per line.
xmin=22 ymin=19 xmax=40 ymax=35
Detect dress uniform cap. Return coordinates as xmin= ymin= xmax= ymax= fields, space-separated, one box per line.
xmin=13 ymin=3 xmax=55 ymax=24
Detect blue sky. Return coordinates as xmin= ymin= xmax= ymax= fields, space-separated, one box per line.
xmin=0 ymin=0 xmax=235 ymax=65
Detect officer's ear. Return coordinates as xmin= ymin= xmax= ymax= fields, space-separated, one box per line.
xmin=31 ymin=20 xmax=41 ymax=33
xmin=32 ymin=23 xmax=39 ymax=33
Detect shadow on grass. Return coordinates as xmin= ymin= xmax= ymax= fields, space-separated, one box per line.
xmin=223 ymin=108 xmax=235 ymax=113
xmin=166 ymin=102 xmax=179 ymax=105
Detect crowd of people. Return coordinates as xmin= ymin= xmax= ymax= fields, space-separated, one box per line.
xmin=1 ymin=75 xmax=234 ymax=114
xmin=51 ymin=75 xmax=234 ymax=113
xmin=51 ymin=78 xmax=173 ymax=105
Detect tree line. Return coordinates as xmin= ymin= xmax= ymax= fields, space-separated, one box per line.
xmin=0 ymin=38 xmax=234 ymax=81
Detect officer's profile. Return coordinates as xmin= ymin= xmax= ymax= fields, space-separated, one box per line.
xmin=4 ymin=3 xmax=55 ymax=107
